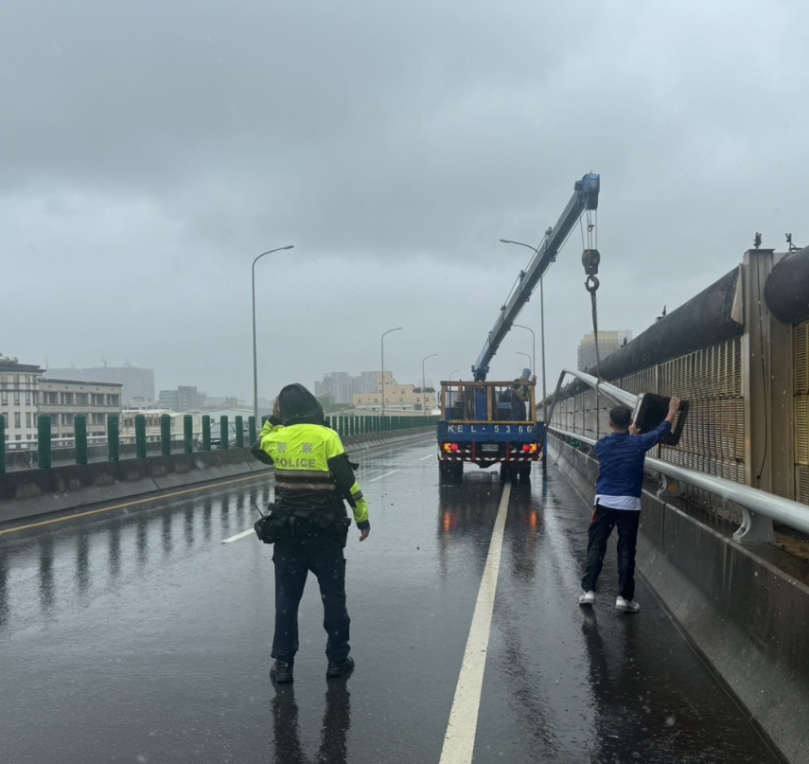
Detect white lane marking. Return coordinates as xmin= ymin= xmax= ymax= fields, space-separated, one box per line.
xmin=221 ymin=529 xmax=255 ymax=544
xmin=419 ymin=453 xmax=435 ymax=461
xmin=439 ymin=481 xmax=512 ymax=764
xmin=368 ymin=470 xmax=399 ymax=483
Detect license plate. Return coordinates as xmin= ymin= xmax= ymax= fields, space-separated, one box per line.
xmin=481 ymin=444 xmax=499 ymax=452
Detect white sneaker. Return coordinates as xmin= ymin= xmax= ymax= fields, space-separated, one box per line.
xmin=615 ymin=596 xmax=640 ymax=613
xmin=579 ymin=590 xmax=596 ymax=606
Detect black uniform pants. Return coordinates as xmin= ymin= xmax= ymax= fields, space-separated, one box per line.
xmin=581 ymin=503 xmax=641 ymax=601
xmin=272 ymin=538 xmax=350 ymax=663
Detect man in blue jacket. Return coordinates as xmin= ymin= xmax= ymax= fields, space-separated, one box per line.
xmin=579 ymin=396 xmax=681 ymax=612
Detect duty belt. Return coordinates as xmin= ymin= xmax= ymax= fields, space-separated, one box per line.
xmin=254 ymin=502 xmax=350 ymax=547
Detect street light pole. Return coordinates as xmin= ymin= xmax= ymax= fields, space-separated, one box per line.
xmin=252 ymin=245 xmax=294 ymax=423
xmin=421 ymin=353 xmax=437 ymax=416
xmin=513 ymin=323 xmax=536 ymax=379
xmin=500 ymin=238 xmax=548 ymax=421
xmin=380 ymin=327 xmax=403 ymax=419
xmin=449 ymin=369 xmax=461 ymax=380
xmin=516 ymin=351 xmax=532 ymax=369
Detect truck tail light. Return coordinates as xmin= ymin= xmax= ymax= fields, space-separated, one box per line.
xmin=443 ymin=443 xmax=460 ymax=453
xmin=523 ymin=444 xmax=538 ymax=453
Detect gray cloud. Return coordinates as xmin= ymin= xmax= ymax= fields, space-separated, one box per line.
xmin=1 ymin=0 xmax=807 ymax=400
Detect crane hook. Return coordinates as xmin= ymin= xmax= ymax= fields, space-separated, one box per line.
xmin=582 ymin=248 xmax=601 ymax=293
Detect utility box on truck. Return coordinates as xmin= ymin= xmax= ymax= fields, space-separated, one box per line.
xmin=437 ymin=380 xmax=545 ymax=481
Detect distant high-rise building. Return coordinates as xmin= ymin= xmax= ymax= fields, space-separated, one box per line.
xmin=577 ymin=331 xmax=633 ymax=372
xmin=357 ymin=371 xmax=380 ymax=394
xmin=46 ymin=365 xmax=155 ymax=405
xmin=314 ymin=371 xmax=391 ymax=403
xmin=158 ymin=385 xmax=205 ymax=412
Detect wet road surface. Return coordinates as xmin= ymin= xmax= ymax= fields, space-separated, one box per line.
xmin=0 ymin=439 xmax=783 ymax=763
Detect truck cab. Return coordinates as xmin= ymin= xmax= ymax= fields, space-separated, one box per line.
xmin=437 ymin=380 xmax=545 ymax=481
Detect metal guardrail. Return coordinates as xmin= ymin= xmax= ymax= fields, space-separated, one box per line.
xmin=4 ymin=436 xmax=115 ymax=451
xmin=545 ymin=367 xmax=637 ymax=427
xmin=547 ymin=368 xmax=809 ymax=544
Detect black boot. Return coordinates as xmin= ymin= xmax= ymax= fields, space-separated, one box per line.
xmin=326 ymin=656 xmax=355 ymax=679
xmin=270 ymin=660 xmax=294 ymax=684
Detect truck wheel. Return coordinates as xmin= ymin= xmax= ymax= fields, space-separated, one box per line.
xmin=499 ymin=463 xmax=512 ymax=482
xmin=440 ymin=463 xmax=461 ymax=482
xmin=518 ymin=464 xmax=532 ymax=481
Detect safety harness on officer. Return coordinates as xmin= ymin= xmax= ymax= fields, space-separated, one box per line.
xmin=251 ymin=383 xmax=370 ymax=547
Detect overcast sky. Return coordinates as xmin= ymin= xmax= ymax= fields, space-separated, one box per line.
xmin=2 ymin=0 xmax=807 ymax=401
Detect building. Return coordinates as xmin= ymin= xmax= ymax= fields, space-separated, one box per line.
xmin=577 ymin=330 xmax=633 ymax=371
xmin=121 ymin=409 xmax=187 ymax=443
xmin=1 ymin=354 xmax=124 ymax=448
xmin=0 ymin=354 xmax=44 ymax=445
xmin=357 ymin=371 xmax=380 ymax=394
xmin=315 ymin=372 xmax=355 ymax=404
xmin=38 ymin=379 xmax=123 ymax=441
xmin=202 ymin=408 xmax=254 ymax=426
xmin=45 ymin=365 xmax=155 ymax=405
xmin=353 ymin=373 xmax=437 ymax=412
xmin=314 ymin=371 xmax=383 ymax=404
xmin=203 ymin=396 xmax=246 ymax=409
xmin=127 ymin=397 xmax=158 ymax=409
xmin=120 ymin=407 xmax=253 ymax=444
xmin=158 ymin=385 xmax=205 ymax=412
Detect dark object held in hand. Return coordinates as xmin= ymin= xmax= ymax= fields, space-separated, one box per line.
xmin=633 ymin=394 xmax=689 ymax=446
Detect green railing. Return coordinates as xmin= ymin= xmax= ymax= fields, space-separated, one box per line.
xmin=0 ymin=413 xmax=437 ymax=472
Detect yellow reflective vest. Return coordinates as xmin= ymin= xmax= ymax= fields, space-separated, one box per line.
xmin=259 ymin=420 xmax=369 ymax=528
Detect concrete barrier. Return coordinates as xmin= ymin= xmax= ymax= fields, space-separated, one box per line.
xmin=548 ymin=433 xmax=809 ymax=764
xmin=0 ymin=428 xmax=435 ymax=526
xmin=0 ymin=449 xmax=261 ymax=524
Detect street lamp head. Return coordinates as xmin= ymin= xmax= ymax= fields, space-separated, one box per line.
xmin=499 ymin=239 xmax=539 ymax=254
xmin=281 ymin=245 xmax=294 ymax=251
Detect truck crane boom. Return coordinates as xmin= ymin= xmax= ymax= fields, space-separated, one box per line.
xmin=472 ymin=172 xmax=600 ymax=381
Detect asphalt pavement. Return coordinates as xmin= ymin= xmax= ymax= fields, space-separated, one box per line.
xmin=0 ymin=438 xmax=784 ymax=763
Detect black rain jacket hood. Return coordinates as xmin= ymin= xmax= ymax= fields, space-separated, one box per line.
xmin=278 ymin=383 xmax=325 ymax=427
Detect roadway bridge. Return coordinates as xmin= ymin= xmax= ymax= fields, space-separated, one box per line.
xmin=0 ymin=437 xmax=789 ymax=764
xmin=2 ymin=245 xmax=809 ymax=763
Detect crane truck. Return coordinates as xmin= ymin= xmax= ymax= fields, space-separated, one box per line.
xmin=437 ymin=172 xmax=601 ymax=481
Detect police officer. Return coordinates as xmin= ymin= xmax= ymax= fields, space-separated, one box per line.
xmin=252 ymin=383 xmax=370 ymax=684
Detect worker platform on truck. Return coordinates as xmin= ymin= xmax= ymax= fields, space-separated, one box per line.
xmin=437 ymin=380 xmax=545 ymax=482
